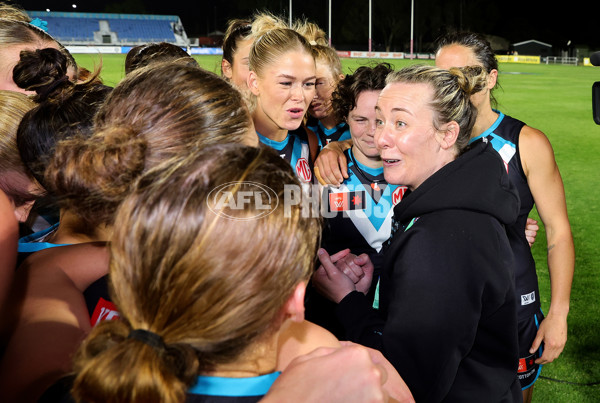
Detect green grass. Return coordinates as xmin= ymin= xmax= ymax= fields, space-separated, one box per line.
xmin=73 ymin=54 xmax=600 ymax=402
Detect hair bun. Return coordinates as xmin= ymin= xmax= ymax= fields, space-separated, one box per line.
xmin=13 ymin=47 xmax=71 ymax=101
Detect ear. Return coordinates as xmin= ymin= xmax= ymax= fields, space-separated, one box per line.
xmin=247 ymin=70 xmax=260 ymax=96
xmin=487 ymin=68 xmax=498 ymax=90
xmin=436 ymin=121 xmax=459 ymax=150
xmin=13 ymin=199 xmax=35 ymax=223
xmin=281 ymin=282 xmax=306 ymax=323
xmin=221 ymin=59 xmax=233 ymax=79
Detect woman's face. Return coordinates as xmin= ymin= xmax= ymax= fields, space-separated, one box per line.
xmin=348 ymin=90 xmax=381 ymax=165
xmin=223 ymin=38 xmax=253 ymax=89
xmin=308 ymin=60 xmax=337 ymax=120
xmin=0 ymin=41 xmax=61 ymax=93
xmin=249 ymin=49 xmax=316 ymax=132
xmin=435 ymin=44 xmax=496 ymax=110
xmin=375 ymin=82 xmax=450 ymax=190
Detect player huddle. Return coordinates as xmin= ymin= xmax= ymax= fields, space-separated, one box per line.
xmin=0 ymin=3 xmax=573 ymax=403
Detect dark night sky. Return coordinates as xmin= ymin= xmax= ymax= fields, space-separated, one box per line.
xmin=14 ymin=0 xmax=600 ymax=52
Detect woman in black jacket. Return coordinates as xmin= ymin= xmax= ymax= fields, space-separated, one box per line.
xmin=314 ymin=64 xmax=523 ymax=402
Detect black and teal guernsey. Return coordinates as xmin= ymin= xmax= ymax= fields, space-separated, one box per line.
xmin=257 ymin=127 xmax=314 ymax=184
xmin=470 ymin=111 xmax=541 ymax=320
xmin=306 ymin=116 xmax=351 ymax=149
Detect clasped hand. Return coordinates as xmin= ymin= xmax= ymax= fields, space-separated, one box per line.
xmin=312 ymin=248 xmax=374 ymax=303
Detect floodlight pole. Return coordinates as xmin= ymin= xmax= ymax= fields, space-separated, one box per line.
xmin=328 ymin=0 xmax=332 ymax=46
xmin=289 ymin=0 xmax=292 ymax=27
xmin=410 ymin=0 xmax=414 ymax=59
xmin=368 ymin=0 xmax=372 ymax=52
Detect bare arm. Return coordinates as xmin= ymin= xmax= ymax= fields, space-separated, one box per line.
xmin=0 ymin=243 xmax=109 ymax=401
xmin=519 ymin=125 xmax=575 ymax=364
xmin=0 ymin=190 xmax=18 ymax=323
xmin=314 ymin=140 xmax=352 ymax=186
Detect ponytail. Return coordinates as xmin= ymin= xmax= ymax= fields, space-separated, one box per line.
xmin=72 ymin=320 xmax=199 ymax=403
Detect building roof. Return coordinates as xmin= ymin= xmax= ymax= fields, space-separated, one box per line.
xmin=513 ymin=39 xmax=552 ymax=47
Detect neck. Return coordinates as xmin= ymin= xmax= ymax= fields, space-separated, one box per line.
xmin=472 ymin=105 xmax=499 ymax=138
xmin=352 ymin=147 xmax=382 ymax=170
xmin=207 ymin=335 xmax=279 ymax=378
xmin=319 ymin=113 xmax=339 ymax=130
xmin=47 ymin=209 xmax=111 ymax=244
xmin=252 ymin=110 xmax=289 ymax=143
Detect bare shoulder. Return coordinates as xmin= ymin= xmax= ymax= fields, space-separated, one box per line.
xmin=19 ymin=242 xmax=109 ymax=291
xmin=277 ymin=320 xmax=341 ymax=370
xmin=518 ymin=124 xmax=557 ymax=177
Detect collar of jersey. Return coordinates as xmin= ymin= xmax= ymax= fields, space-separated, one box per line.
xmin=469 ymin=109 xmax=505 ymax=144
xmin=317 ymin=120 xmax=347 ymax=135
xmin=188 ymin=372 xmax=281 ymax=396
xmin=256 ymin=131 xmax=290 ymax=148
xmin=349 ymin=148 xmax=384 ymax=177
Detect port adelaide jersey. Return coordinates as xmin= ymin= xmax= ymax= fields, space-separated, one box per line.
xmin=257 ymin=128 xmax=314 ymax=184
xmin=321 ymin=149 xmax=407 ymax=261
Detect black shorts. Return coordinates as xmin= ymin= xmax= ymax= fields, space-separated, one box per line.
xmin=517 ymin=310 xmax=544 ymax=390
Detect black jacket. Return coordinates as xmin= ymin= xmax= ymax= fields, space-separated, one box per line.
xmin=337 ymin=141 xmax=522 ymax=402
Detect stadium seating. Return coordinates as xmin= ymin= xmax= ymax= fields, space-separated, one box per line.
xmin=28 ymin=11 xmax=185 ymax=45
xmin=107 ymin=18 xmax=175 ymax=42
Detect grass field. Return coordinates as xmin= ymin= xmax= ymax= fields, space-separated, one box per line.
xmin=74 ymin=53 xmax=600 ymax=402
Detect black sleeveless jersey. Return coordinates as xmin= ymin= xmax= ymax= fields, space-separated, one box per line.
xmin=470 ymin=111 xmax=540 ymax=319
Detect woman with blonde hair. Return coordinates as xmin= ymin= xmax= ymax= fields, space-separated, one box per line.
xmin=315 ymin=64 xmax=522 ymax=402
xmin=435 ymin=32 xmax=574 ymax=402
xmin=0 ymin=90 xmax=39 ymax=223
xmin=247 ymin=26 xmax=319 ymax=183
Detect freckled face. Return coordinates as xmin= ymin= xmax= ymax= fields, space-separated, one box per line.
xmin=375 ymin=82 xmax=447 ymax=190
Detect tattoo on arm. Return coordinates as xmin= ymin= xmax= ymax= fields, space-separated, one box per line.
xmin=547 ymin=244 xmax=555 ymax=253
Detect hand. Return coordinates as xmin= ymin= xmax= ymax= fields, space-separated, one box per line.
xmin=525 ymin=218 xmax=539 ymax=247
xmin=335 ymin=253 xmax=374 ymax=295
xmin=314 ymin=140 xmax=351 ymax=186
xmin=340 ymin=341 xmax=415 ymax=403
xmin=312 ymin=248 xmax=357 ymax=303
xmin=530 ymin=312 xmax=568 ymax=364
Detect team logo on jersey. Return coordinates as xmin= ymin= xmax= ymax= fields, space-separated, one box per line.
xmin=521 ymin=291 xmax=536 ymax=305
xmin=329 ymin=191 xmax=366 ymax=211
xmin=295 ymin=157 xmax=312 ymax=183
xmin=90 ymin=297 xmax=121 ymax=327
xmin=392 ymin=186 xmax=408 ymax=205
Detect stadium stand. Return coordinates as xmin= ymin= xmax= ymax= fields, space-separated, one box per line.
xmin=28 ymin=11 xmax=189 ymax=46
